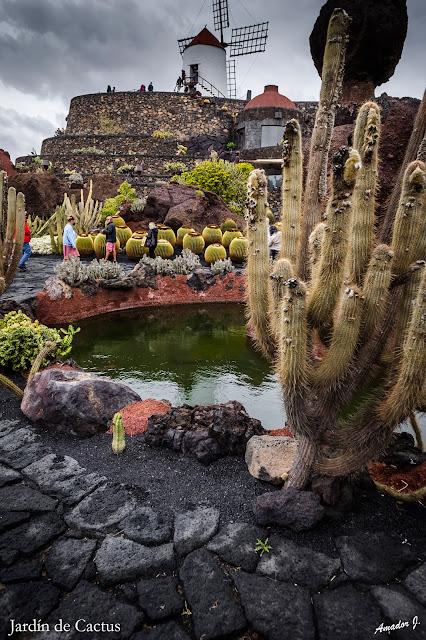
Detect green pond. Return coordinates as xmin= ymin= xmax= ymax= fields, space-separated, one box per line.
xmin=71 ymin=304 xmax=286 ymax=428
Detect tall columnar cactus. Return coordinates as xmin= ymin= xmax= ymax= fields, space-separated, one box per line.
xmin=0 ymin=171 xmax=26 ymax=295
xmin=297 ymin=8 xmax=351 ymax=279
xmin=245 ymin=12 xmax=426 ymax=494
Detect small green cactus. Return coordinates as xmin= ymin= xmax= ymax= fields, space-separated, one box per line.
xmin=157 ymin=225 xmax=176 ymax=246
xmin=115 ymin=225 xmax=132 ymax=248
xmin=229 ymin=237 xmax=248 ymax=263
xmin=222 ymin=229 xmax=243 ymax=249
xmin=204 ymin=243 xmax=227 ymax=264
xmin=202 ymin=224 xmax=222 ymax=245
xmin=76 ymin=234 xmax=95 ymax=256
xmin=176 ymin=226 xmax=195 ymax=246
xmin=125 ymin=233 xmax=149 ymax=260
xmin=154 ymin=239 xmax=174 ymax=259
xmin=183 ymin=231 xmax=205 ymax=254
xmin=112 ymin=412 xmax=126 ymax=454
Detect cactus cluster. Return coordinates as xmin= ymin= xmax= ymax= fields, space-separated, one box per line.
xmin=245 ymin=9 xmax=426 ymax=492
xmin=0 ymin=171 xmax=26 ymax=295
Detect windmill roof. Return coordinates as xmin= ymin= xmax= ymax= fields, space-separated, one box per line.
xmin=186 ymin=27 xmax=225 ymax=50
xmin=245 ymin=85 xmax=297 ymax=110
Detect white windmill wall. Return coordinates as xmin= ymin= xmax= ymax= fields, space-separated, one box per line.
xmin=183 ymin=44 xmax=227 ymax=97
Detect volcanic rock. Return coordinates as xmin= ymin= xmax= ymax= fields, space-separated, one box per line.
xmin=310 ymin=0 xmax=408 ymax=103
xmin=127 ymin=182 xmax=244 ymax=232
xmin=21 ymin=367 xmax=140 ymax=437
xmin=245 ymin=435 xmax=297 ymax=485
xmin=145 ymin=400 xmax=263 ymax=464
xmin=9 ymin=172 xmax=64 ymax=215
xmin=0 ymin=149 xmax=17 ymax=176
xmin=254 ymin=487 xmax=325 ymax=531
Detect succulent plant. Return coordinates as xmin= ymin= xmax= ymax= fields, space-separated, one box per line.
xmin=76 ymin=234 xmax=94 ymax=256
xmin=245 ymin=8 xmax=426 ymax=497
xmin=210 ymin=258 xmax=235 ymax=275
xmin=183 ymin=231 xmax=205 ymax=254
xmin=204 ymin=243 xmax=227 ymax=264
xmin=202 ymin=224 xmax=223 ymax=245
xmin=229 ymin=237 xmax=248 ymax=263
xmin=157 ymin=225 xmax=176 ymax=246
xmin=220 ymin=218 xmax=237 ymax=232
xmin=222 ymin=229 xmax=243 ymax=249
xmin=111 ymin=214 xmax=126 ymax=227
xmin=112 ymin=412 xmax=126 ymax=454
xmin=115 ymin=225 xmax=132 ymax=248
xmin=0 ymin=172 xmax=26 ymax=294
xmin=125 ymin=233 xmax=149 ymax=260
xmin=154 ymin=239 xmax=174 ymax=259
xmin=176 ymin=226 xmax=195 ymax=246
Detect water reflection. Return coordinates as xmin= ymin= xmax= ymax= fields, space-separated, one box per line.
xmin=71 ymin=304 xmax=286 ymax=428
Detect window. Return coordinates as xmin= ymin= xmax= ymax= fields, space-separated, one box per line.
xmin=261 ymin=125 xmax=284 ymax=148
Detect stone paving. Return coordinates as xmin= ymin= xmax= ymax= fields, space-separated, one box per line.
xmin=0 ymin=416 xmax=425 ymax=640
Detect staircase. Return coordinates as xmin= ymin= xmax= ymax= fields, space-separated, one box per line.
xmin=197 ymin=76 xmax=227 ymax=99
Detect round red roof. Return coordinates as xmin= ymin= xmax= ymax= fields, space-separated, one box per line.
xmin=245 ymin=85 xmax=297 ymax=110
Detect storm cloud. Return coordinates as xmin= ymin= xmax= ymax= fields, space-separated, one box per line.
xmin=0 ymin=0 xmax=424 ymax=160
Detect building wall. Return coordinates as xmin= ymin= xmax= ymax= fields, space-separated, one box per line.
xmin=182 ymin=44 xmax=228 ymax=98
xmin=65 ymin=91 xmax=244 ymax=137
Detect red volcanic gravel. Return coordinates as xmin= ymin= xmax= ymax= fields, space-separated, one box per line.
xmin=109 ymin=399 xmax=172 ymax=436
xmin=369 ymin=461 xmax=426 ymax=498
xmin=267 ymin=427 xmax=293 ymax=437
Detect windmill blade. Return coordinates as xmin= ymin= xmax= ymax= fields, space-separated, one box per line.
xmin=212 ymin=0 xmax=229 ymax=31
xmin=230 ymin=22 xmax=269 ymax=57
xmin=178 ymin=37 xmax=195 ymax=55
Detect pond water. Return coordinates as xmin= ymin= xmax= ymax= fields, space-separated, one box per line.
xmin=71 ymin=304 xmax=286 ymax=429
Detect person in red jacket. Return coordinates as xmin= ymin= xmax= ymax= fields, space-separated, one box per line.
xmin=18 ymin=216 xmax=32 ymax=271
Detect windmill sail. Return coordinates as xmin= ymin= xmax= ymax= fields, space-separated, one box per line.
xmin=230 ymin=22 xmax=269 ymax=57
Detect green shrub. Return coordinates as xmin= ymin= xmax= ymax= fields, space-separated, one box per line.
xmin=152 ymin=130 xmax=174 ymax=140
xmin=163 ymin=161 xmax=187 ymax=173
xmin=101 ymin=181 xmax=137 ymax=221
xmin=117 ymin=163 xmax=135 ymax=174
xmin=0 ymin=311 xmax=79 ymax=371
xmin=175 ymin=159 xmax=254 ymax=215
xmin=73 ymin=147 xmax=106 ymax=155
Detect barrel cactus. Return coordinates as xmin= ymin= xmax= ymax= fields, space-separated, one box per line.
xmin=111 ymin=214 xmax=126 ymax=227
xmin=229 ymin=236 xmax=248 ymax=263
xmin=93 ymin=233 xmax=120 ymax=258
xmin=245 ymin=9 xmax=426 ymax=501
xmin=177 ymin=225 xmax=195 ymax=246
xmin=202 ymin=224 xmax=222 ymax=245
xmin=183 ymin=231 xmax=205 ymax=254
xmin=204 ymin=243 xmax=227 ymax=264
xmin=221 ymin=218 xmax=237 ymax=232
xmin=125 ymin=232 xmax=148 ymax=260
xmin=116 ymin=225 xmax=132 ymax=247
xmin=76 ymin=234 xmax=94 ymax=256
xmin=157 ymin=224 xmax=176 ymax=246
xmin=222 ymin=228 xmax=243 ymax=249
xmin=155 ymin=239 xmax=174 ymax=258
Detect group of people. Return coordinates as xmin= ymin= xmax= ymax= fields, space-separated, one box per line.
xmin=106 ymin=85 xmax=116 ymax=93
xmin=139 ymin=82 xmax=154 ymax=93
xmin=18 ymin=215 xmax=160 ymax=274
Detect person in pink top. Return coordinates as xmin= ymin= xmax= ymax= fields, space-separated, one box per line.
xmin=62 ymin=215 xmax=80 ymax=260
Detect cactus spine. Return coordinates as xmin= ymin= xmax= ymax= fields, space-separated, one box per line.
xmin=297 ymin=8 xmax=351 ymax=279
xmin=347 ymin=102 xmax=381 ymax=286
xmin=112 ymin=412 xmax=126 ymax=454
xmin=280 ymin=119 xmax=303 ymax=264
xmin=245 ymin=9 xmax=426 ymax=497
xmin=0 ymin=172 xmax=26 ymax=294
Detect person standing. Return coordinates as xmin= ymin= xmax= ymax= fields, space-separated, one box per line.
xmin=63 ymin=215 xmax=80 ymax=260
xmin=148 ymin=82 xmax=153 ymax=92
xmin=268 ymin=225 xmax=281 ymax=260
xmin=18 ymin=215 xmax=32 ymax=271
xmin=103 ymin=216 xmax=118 ymax=262
xmin=145 ymin=222 xmax=158 ymax=258
xmin=140 ymin=84 xmax=146 ymax=92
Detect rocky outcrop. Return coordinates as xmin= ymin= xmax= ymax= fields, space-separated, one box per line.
xmin=8 ymin=173 xmax=64 ymax=215
xmin=0 ymin=149 xmax=16 ymax=177
xmin=145 ymin=400 xmax=263 ymax=464
xmin=254 ymin=488 xmax=325 ymax=531
xmin=127 ymin=182 xmax=244 ymax=232
xmin=310 ymin=0 xmax=408 ymax=103
xmin=21 ymin=367 xmax=140 ymax=437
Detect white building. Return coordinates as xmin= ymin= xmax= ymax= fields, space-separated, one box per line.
xmin=182 ymin=28 xmax=227 ymax=98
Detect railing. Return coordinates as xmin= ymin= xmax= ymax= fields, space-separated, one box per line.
xmin=196 ymin=76 xmax=227 ymax=99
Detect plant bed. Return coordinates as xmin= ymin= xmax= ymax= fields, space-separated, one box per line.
xmin=369 ymin=461 xmax=426 ymax=503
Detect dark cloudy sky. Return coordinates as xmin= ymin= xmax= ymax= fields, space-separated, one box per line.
xmin=0 ymin=0 xmax=424 ymax=161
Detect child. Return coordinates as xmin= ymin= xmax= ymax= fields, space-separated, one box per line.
xmin=18 ymin=215 xmax=32 ymax=271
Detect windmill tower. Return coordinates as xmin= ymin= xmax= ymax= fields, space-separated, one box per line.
xmin=178 ymin=0 xmax=269 ymax=99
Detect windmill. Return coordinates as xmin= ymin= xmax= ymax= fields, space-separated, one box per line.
xmin=178 ymin=0 xmax=268 ymax=99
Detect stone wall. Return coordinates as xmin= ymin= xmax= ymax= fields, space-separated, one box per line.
xmin=65 ymin=91 xmax=246 ymax=138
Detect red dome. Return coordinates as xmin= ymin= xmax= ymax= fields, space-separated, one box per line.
xmin=245 ymin=85 xmax=296 ymax=110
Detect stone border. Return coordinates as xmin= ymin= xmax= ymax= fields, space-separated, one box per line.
xmin=35 ymin=272 xmax=246 ymax=325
